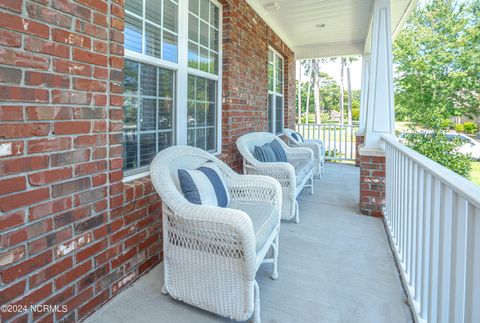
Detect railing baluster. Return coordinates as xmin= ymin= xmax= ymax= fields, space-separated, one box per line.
xmin=421 ymin=171 xmax=432 ymax=320
xmin=438 ymin=187 xmax=453 ymax=323
xmin=428 ymin=178 xmax=441 ymax=323
xmin=465 ymin=206 xmax=480 ymax=323
xmin=414 ymin=166 xmax=424 ymax=302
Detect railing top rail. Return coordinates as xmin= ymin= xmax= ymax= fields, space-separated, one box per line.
xmin=295 ymin=123 xmax=358 ymax=127
xmin=382 ymin=134 xmax=480 ymax=209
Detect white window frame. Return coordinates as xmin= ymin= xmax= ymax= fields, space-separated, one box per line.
xmin=123 ymin=0 xmax=223 ymax=180
xmin=268 ymin=46 xmax=284 ymax=135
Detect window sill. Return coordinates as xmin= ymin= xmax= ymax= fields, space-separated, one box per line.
xmin=123 ymin=170 xmax=150 ymax=183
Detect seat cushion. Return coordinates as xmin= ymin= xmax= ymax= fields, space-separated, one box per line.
xmin=289 ymin=158 xmax=315 ymax=186
xmin=228 ymin=201 xmax=278 ymax=252
xmin=178 ymin=162 xmax=231 ymax=207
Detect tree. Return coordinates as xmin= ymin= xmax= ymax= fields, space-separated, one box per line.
xmin=339 ymin=57 xmax=346 ymax=125
xmin=297 ymin=62 xmax=302 ymax=123
xmin=313 ymin=59 xmax=322 ymax=123
xmin=394 ymin=0 xmax=480 ymax=128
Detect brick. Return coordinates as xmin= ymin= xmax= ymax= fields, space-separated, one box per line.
xmin=52 ymin=90 xmax=92 ymax=105
xmin=29 ymin=167 xmax=73 ymax=186
xmin=60 ymin=287 xmax=92 ymax=319
xmin=0 ymin=176 xmax=26 ymax=195
xmin=74 ymin=134 xmax=106 ymax=148
xmin=75 ymin=160 xmax=107 ymax=176
xmin=0 ymin=246 xmax=25 ymax=267
xmin=26 ymin=2 xmax=72 ymax=29
xmin=0 ymin=123 xmax=49 ymax=138
xmin=78 ymin=288 xmax=109 ymax=318
xmin=93 ymin=39 xmax=108 ymax=53
xmin=75 ymin=187 xmax=107 ymax=206
xmin=2 ymin=283 xmax=53 ymax=321
xmin=0 ymin=0 xmax=23 ymax=12
xmin=28 ymin=227 xmax=72 ymax=255
xmin=0 ymin=66 xmax=21 ymax=83
xmin=75 ymin=20 xmax=108 ymax=40
xmin=73 ymin=48 xmax=108 ymax=66
xmin=53 ymin=59 xmax=92 ymax=76
xmin=29 ymin=197 xmax=72 ymax=220
xmin=74 ymin=213 xmax=105 ymax=233
xmin=92 ymin=173 xmax=107 ymax=186
xmin=94 ymin=66 xmax=108 ymax=79
xmin=25 ymin=71 xmax=70 ymax=88
xmin=51 ymin=149 xmax=89 ymax=166
xmin=78 ymin=263 xmax=108 ymax=291
xmin=54 ymin=205 xmax=91 ymax=228
xmin=55 ymin=232 xmax=93 ymax=259
xmin=0 ymin=187 xmax=50 ymax=212
xmin=0 ymin=11 xmax=49 ymax=38
xmin=0 ymin=280 xmax=26 ymax=305
xmin=74 ymin=78 xmax=107 ymax=92
xmin=0 ymin=85 xmax=49 ymax=102
xmin=93 ymin=12 xmax=108 ymax=27
xmin=55 ymin=260 xmax=92 ymax=289
xmin=0 ymin=250 xmax=52 ymax=283
xmin=74 ymin=107 xmax=106 ymax=119
xmin=54 ymin=121 xmax=91 ymax=135
xmin=26 ymin=106 xmax=72 ymax=120
xmin=0 ymin=155 xmax=49 ymax=175
xmin=52 ymin=28 xmax=92 ymax=49
xmin=77 ymin=0 xmax=107 ymax=12
xmin=75 ymin=239 xmax=107 ymax=263
xmin=0 ymin=105 xmax=22 ymax=121
xmin=0 ymin=48 xmax=49 ymax=69
xmin=0 ymin=29 xmax=21 ymax=47
xmin=52 ymin=0 xmax=91 ymax=21
xmin=25 ymin=36 xmax=70 ymax=58
xmin=0 ymin=210 xmax=25 ymax=230
xmin=52 ymin=177 xmax=90 ymax=197
xmin=28 ymin=137 xmax=71 ymax=153
xmin=0 ymin=141 xmax=25 ymax=158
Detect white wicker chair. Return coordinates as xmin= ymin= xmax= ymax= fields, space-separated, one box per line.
xmin=236 ymin=132 xmax=314 ymax=224
xmin=284 ymin=128 xmax=326 ymax=178
xmin=150 ymin=145 xmax=282 ymax=323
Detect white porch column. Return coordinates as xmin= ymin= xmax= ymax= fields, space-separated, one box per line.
xmin=357 ymin=55 xmax=370 ymax=135
xmin=364 ymin=0 xmax=395 ymax=149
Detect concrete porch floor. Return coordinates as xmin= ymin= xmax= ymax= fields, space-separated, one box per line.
xmin=86 ymin=163 xmax=413 ymax=323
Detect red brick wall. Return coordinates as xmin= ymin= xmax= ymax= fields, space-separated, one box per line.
xmin=359 ymin=155 xmax=386 ymax=217
xmin=220 ymin=0 xmax=295 ymax=171
xmin=0 ymin=0 xmax=294 ymax=321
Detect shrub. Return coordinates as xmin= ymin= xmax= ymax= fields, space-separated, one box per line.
xmin=439 ymin=119 xmax=454 ymax=130
xmin=454 ymin=123 xmax=465 ymax=132
xmin=403 ymin=130 xmax=472 ymax=178
xmin=463 ymin=122 xmax=478 ymax=134
xmin=351 ymin=108 xmax=360 ymax=121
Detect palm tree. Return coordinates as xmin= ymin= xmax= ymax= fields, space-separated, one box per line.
xmin=345 ymin=57 xmax=358 ymax=125
xmin=301 ymin=59 xmax=313 ymax=124
xmin=297 ymin=62 xmax=302 ymax=124
xmin=313 ymin=59 xmax=322 ymax=123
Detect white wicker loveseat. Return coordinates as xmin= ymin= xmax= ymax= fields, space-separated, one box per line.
xmin=150 ymin=145 xmax=282 ymax=323
xmin=236 ymin=132 xmax=315 ymax=224
xmin=284 ymin=128 xmax=326 ymax=178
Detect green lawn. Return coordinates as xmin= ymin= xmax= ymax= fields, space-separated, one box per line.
xmin=470 ymin=161 xmax=480 ymax=186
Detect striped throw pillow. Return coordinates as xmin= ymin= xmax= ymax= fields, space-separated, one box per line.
xmin=253 ymin=143 xmax=277 ymax=162
xmin=270 ymin=140 xmax=287 ymax=162
xmin=292 ymin=132 xmax=304 ymax=142
xmin=178 ymin=162 xmax=230 ymax=207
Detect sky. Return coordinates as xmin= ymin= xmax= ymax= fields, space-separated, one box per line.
xmin=296 ymin=57 xmax=363 ymax=90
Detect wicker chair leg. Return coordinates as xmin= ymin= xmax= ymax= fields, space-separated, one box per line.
xmin=161 ymin=283 xmax=168 ymax=295
xmin=294 ymin=201 xmax=300 ymax=224
xmin=253 ymin=281 xmax=261 ymax=323
xmin=310 ymin=175 xmax=314 ymax=195
xmin=270 ymin=235 xmax=279 ymax=280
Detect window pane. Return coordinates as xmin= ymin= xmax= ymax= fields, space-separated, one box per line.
xmin=210 ymin=3 xmax=219 ymax=28
xmin=123 ymin=131 xmax=138 ymax=170
xmin=126 ymin=0 xmax=142 ymax=16
xmin=158 ymin=69 xmax=174 ymax=98
xmin=189 ymin=0 xmax=199 ymax=15
xmin=199 ymin=21 xmax=209 ymax=47
xmin=210 ymin=27 xmax=218 ymax=51
xmin=145 ymin=23 xmax=162 ymax=59
xmin=199 ymin=47 xmax=209 ymax=72
xmin=275 ymin=95 xmax=283 ymax=134
xmin=209 ymin=52 xmax=217 ymax=74
xmin=276 ymin=57 xmax=284 ymax=93
xmin=163 ymin=31 xmax=178 ymax=62
xmin=187 ymin=75 xmax=217 ymax=152
xmin=158 ymin=131 xmax=172 ymax=151
xmin=140 ymin=64 xmax=157 ymax=96
xmin=158 ymin=99 xmax=173 ymax=129
xmin=123 ymin=96 xmax=138 ymax=130
xmin=145 ymin=0 xmax=162 ymax=25
xmin=139 ymin=133 xmax=156 ymax=166
xmin=163 ymin=0 xmax=178 ymax=32
xmin=125 ymin=15 xmax=143 ymax=53
xmin=268 ymin=94 xmax=274 ymax=133
xmin=200 ymin=0 xmax=209 ymax=21
xmin=140 ymin=98 xmax=156 ymax=131
xmin=188 ymin=14 xmax=198 ymax=42
xmin=188 ymin=42 xmax=198 ymax=68
xmin=123 ymin=60 xmax=139 ymax=94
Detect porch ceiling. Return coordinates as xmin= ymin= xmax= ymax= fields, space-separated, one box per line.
xmin=245 ymin=0 xmax=417 ymax=58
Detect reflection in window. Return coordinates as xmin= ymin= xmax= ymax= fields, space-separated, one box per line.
xmin=268 ymin=49 xmax=284 ymax=134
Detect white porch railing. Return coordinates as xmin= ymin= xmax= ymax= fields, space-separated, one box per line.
xmin=295 ymin=123 xmax=358 ymax=161
xmin=383 ymin=134 xmax=480 ymax=323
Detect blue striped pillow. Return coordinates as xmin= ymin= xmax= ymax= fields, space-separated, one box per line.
xmin=178 ymin=162 xmax=230 ymax=207
xmin=270 ymin=140 xmax=287 ymax=162
xmin=254 ymin=144 xmax=277 ymax=162
xmin=292 ymin=132 xmax=304 ymax=142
